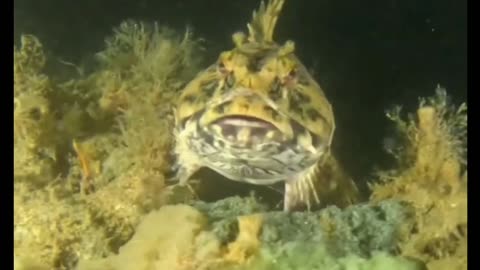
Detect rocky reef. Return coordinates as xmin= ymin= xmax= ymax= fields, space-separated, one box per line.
xmin=14 ymin=21 xmax=467 ymax=270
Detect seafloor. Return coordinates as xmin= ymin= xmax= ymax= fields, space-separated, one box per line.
xmin=14 ymin=22 xmax=467 ymax=270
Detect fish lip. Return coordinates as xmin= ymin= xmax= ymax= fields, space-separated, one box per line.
xmin=212 ymin=115 xmax=278 ymax=130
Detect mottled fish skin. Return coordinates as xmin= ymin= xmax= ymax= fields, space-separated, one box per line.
xmin=174 ymin=0 xmax=359 ymax=211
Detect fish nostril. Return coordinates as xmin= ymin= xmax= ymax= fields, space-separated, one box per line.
xmin=225 ymin=73 xmax=236 ymax=88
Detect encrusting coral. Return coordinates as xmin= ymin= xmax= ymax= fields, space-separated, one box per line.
xmin=76 ymin=196 xmax=425 ymax=270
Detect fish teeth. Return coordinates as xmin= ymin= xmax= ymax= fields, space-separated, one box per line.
xmin=266 ymin=130 xmax=276 ymax=139
xmin=237 ymin=127 xmax=252 ymax=144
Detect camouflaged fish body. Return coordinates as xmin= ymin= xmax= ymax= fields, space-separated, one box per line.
xmin=174 ymin=0 xmax=359 ymax=211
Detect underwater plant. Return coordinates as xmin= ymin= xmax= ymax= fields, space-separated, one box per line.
xmin=370 ymin=86 xmax=467 ymax=270
xmin=14 ymin=35 xmax=58 ymax=187
xmin=14 ymin=22 xmax=206 ymax=270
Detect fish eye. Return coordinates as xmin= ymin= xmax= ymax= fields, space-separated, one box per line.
xmin=217 ymin=61 xmax=228 ymax=74
xmin=282 ymin=68 xmax=297 ymax=85
xmin=287 ymin=69 xmax=297 ymax=78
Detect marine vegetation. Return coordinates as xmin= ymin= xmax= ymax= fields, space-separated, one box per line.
xmin=14 ymin=1 xmax=466 ymax=270
xmin=370 ymin=86 xmax=467 ymax=270
xmin=14 ymin=21 xmax=203 ymax=269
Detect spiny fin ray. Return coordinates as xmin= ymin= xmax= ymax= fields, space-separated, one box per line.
xmin=284 ymin=155 xmax=361 ymax=211
xmin=247 ymin=0 xmax=285 ymax=43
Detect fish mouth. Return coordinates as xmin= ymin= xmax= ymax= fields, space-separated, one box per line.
xmin=210 ymin=115 xmax=282 ymax=143
xmin=213 ymin=115 xmax=278 ymax=130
